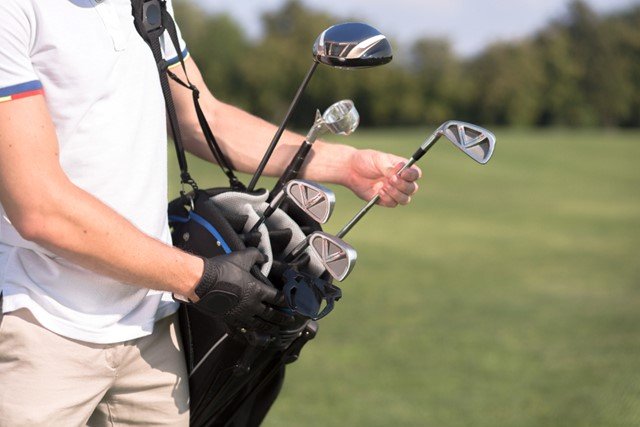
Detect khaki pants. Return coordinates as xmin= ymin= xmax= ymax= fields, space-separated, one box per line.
xmin=0 ymin=308 xmax=189 ymax=427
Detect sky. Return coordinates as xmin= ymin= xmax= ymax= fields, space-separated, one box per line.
xmin=193 ymin=0 xmax=638 ymax=56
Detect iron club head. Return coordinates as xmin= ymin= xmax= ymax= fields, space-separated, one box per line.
xmin=414 ymin=121 xmax=496 ymax=165
xmin=307 ymin=231 xmax=357 ymax=282
xmin=285 ymin=180 xmax=336 ymax=224
xmin=438 ymin=121 xmax=496 ymax=164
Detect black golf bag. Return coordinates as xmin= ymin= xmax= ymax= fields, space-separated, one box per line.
xmin=169 ymin=188 xmax=328 ymax=426
xmin=131 ymin=1 xmax=337 ymax=425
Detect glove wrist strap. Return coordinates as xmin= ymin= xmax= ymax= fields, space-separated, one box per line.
xmin=195 ymin=257 xmax=219 ymax=299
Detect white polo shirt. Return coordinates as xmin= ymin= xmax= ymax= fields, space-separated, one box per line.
xmin=0 ymin=0 xmax=189 ymax=343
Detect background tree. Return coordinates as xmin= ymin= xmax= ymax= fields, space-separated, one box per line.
xmin=173 ymin=0 xmax=640 ymax=128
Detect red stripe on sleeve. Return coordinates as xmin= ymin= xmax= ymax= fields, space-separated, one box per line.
xmin=11 ymin=88 xmax=45 ymax=100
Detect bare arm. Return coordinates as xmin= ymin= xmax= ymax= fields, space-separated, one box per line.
xmin=170 ymin=57 xmax=421 ymax=206
xmin=0 ymin=95 xmax=203 ymax=300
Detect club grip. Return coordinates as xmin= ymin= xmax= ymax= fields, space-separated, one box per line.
xmin=270 ymin=142 xmax=313 ymax=200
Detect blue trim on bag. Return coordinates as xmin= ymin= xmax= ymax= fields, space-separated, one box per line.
xmin=169 ymin=215 xmax=190 ymax=223
xmin=169 ymin=213 xmax=232 ymax=254
xmin=190 ymin=212 xmax=232 ymax=254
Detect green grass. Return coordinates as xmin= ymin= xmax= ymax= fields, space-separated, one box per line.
xmin=169 ymin=128 xmax=640 ymax=427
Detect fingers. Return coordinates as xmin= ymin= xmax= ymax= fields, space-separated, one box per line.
xmin=377 ymin=162 xmax=421 ymax=207
xmin=380 ymin=156 xmax=422 ymax=180
xmin=227 ymin=247 xmax=267 ymax=270
xmin=399 ymin=164 xmax=422 ymax=181
xmin=378 ymin=187 xmax=410 ymax=207
xmin=389 ymin=173 xmax=419 ymax=197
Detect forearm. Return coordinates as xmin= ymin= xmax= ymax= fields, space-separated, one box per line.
xmin=186 ymin=98 xmax=356 ymax=184
xmin=22 ymin=180 xmax=203 ymax=298
xmin=0 ymin=96 xmax=203 ymax=300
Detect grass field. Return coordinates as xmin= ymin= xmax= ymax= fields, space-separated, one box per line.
xmin=169 ymin=128 xmax=640 ymax=427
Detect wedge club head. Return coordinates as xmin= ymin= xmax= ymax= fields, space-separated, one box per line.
xmin=285 ymin=180 xmax=335 ymax=224
xmin=313 ymin=22 xmax=393 ymax=68
xmin=307 ymin=231 xmax=357 ymax=282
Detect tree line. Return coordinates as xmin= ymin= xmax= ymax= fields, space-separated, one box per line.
xmin=174 ymin=0 xmax=640 ymax=127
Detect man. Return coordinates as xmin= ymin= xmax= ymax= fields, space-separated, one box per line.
xmin=0 ymin=0 xmax=420 ymax=425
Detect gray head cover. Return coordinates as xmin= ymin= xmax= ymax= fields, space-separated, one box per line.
xmin=313 ymin=22 xmax=393 ymax=68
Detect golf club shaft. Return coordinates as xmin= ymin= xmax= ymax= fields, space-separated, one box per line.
xmin=270 ymin=142 xmax=313 ymax=199
xmin=284 ymin=236 xmax=310 ymax=262
xmin=249 ymin=189 xmax=287 ymax=232
xmin=247 ymin=62 xmax=319 ymax=191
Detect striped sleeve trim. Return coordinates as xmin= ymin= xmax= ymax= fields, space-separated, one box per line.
xmin=0 ymin=81 xmax=44 ymax=103
xmin=167 ymin=48 xmax=190 ymax=69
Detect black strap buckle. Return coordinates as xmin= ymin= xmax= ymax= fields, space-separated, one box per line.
xmin=142 ymin=0 xmax=163 ymax=33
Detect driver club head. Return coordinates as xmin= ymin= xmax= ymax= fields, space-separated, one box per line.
xmin=307 ymin=231 xmax=357 ymax=282
xmin=313 ymin=22 xmax=393 ymax=68
xmin=439 ymin=121 xmax=496 ymax=164
xmin=285 ymin=180 xmax=336 ymax=224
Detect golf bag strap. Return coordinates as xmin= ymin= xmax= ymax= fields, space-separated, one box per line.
xmin=131 ymin=0 xmax=243 ymax=190
xmin=169 ymin=70 xmax=245 ymax=190
xmin=163 ymin=15 xmax=244 ymax=191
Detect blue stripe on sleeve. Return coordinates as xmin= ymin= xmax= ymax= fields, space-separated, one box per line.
xmin=166 ymin=48 xmax=189 ymax=67
xmin=0 ymin=80 xmax=43 ymax=97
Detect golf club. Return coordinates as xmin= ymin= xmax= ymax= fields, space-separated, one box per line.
xmin=284 ymin=231 xmax=357 ymax=282
xmin=247 ymin=22 xmax=393 ymax=192
xmin=250 ymin=179 xmax=336 ymax=232
xmin=269 ymin=99 xmax=360 ymax=200
xmin=337 ymin=121 xmax=497 ymax=238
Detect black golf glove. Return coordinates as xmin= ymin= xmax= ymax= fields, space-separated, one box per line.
xmin=192 ymin=248 xmax=291 ymax=329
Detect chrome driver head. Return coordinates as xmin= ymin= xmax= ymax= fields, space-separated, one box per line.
xmin=313 ymin=22 xmax=393 ymax=68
